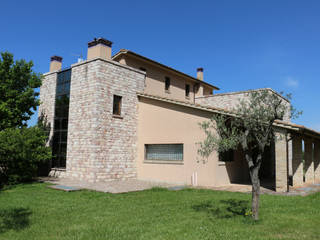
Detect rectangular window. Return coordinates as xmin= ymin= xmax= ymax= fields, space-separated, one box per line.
xmin=185 ymin=84 xmax=190 ymax=97
xmin=113 ymin=95 xmax=122 ymax=116
xmin=52 ymin=69 xmax=71 ymax=169
xmin=165 ymin=77 xmax=170 ymax=92
xmin=145 ymin=144 xmax=183 ymax=161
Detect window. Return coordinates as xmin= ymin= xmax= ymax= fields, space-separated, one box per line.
xmin=185 ymin=84 xmax=190 ymax=97
xmin=113 ymin=95 xmax=122 ymax=116
xmin=52 ymin=69 xmax=72 ymax=168
xmin=139 ymin=67 xmax=146 ymax=72
xmin=145 ymin=144 xmax=183 ymax=161
xmin=165 ymin=77 xmax=170 ymax=92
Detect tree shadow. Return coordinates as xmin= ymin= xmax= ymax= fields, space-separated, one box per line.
xmin=0 ymin=208 xmax=32 ymax=233
xmin=192 ymin=199 xmax=249 ymax=219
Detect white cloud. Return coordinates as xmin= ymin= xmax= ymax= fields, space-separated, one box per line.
xmin=285 ymin=77 xmax=299 ymax=88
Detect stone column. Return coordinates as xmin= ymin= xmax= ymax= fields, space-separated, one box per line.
xmin=314 ymin=141 xmax=320 ymax=182
xmin=304 ymin=138 xmax=314 ymax=183
xmin=292 ymin=136 xmax=303 ymax=186
xmin=275 ymin=131 xmax=288 ymax=192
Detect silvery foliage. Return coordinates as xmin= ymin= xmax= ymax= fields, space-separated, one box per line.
xmin=198 ymin=89 xmax=301 ymax=162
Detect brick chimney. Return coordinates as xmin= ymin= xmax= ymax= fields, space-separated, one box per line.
xmin=87 ymin=37 xmax=113 ymax=60
xmin=50 ymin=56 xmax=62 ymax=72
xmin=197 ymin=68 xmax=203 ymax=81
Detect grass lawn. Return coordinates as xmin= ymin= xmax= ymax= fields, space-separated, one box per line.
xmin=0 ymin=183 xmax=319 ymax=240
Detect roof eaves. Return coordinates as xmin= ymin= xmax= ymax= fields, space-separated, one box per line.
xmin=113 ymin=50 xmax=220 ymax=90
xmin=196 ymin=88 xmax=290 ymax=103
xmin=137 ymin=93 xmax=320 ymax=139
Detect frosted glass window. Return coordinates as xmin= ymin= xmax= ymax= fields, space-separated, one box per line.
xmin=145 ymin=144 xmax=183 ymax=161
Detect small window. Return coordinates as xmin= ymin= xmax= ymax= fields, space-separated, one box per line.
xmin=185 ymin=84 xmax=190 ymax=97
xmin=139 ymin=67 xmax=146 ymax=72
xmin=145 ymin=144 xmax=183 ymax=161
xmin=113 ymin=95 xmax=122 ymax=116
xmin=165 ymin=77 xmax=170 ymax=92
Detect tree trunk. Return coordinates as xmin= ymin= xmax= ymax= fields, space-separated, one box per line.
xmin=250 ymin=167 xmax=260 ymax=220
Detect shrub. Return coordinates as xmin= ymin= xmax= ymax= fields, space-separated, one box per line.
xmin=0 ymin=126 xmax=51 ymax=186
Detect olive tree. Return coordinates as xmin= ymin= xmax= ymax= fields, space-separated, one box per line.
xmin=198 ymin=90 xmax=301 ymax=220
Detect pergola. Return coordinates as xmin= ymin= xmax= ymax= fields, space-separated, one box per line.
xmin=274 ymin=120 xmax=320 ymax=192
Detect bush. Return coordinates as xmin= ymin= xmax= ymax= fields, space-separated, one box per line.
xmin=0 ymin=126 xmax=51 ymax=186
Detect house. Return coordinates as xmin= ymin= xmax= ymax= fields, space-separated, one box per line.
xmin=39 ymin=37 xmax=320 ymax=192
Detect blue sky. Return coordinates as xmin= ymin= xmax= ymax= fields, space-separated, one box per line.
xmin=1 ymin=0 xmax=319 ymax=130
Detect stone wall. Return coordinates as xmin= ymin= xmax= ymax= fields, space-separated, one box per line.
xmin=66 ymin=58 xmax=145 ymax=182
xmin=195 ymin=88 xmax=291 ymax=122
xmin=38 ymin=72 xmax=57 ymax=146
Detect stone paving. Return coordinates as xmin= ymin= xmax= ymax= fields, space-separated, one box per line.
xmin=40 ymin=177 xmax=320 ymax=196
xmin=203 ymin=182 xmax=320 ymax=196
xmin=40 ymin=177 xmax=178 ymax=194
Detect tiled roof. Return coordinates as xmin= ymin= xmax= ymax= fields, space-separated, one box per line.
xmin=137 ymin=92 xmax=234 ymax=116
xmin=196 ymin=88 xmax=290 ymax=103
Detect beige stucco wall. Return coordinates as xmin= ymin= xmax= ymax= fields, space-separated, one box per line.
xmin=117 ymin=55 xmax=214 ymax=103
xmin=87 ymin=44 xmax=111 ymax=60
xmin=125 ymin=55 xmax=195 ymax=103
xmin=137 ymin=97 xmax=247 ymax=187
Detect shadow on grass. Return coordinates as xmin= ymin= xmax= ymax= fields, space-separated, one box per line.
xmin=0 ymin=208 xmax=32 ymax=233
xmin=192 ymin=199 xmax=249 ymax=219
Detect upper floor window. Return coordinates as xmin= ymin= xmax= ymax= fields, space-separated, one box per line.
xmin=139 ymin=67 xmax=146 ymax=72
xmin=113 ymin=95 xmax=122 ymax=116
xmin=165 ymin=77 xmax=170 ymax=92
xmin=185 ymin=84 xmax=190 ymax=98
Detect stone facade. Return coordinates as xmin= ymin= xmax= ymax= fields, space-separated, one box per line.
xmin=65 ymin=58 xmax=145 ymax=182
xmin=195 ymin=88 xmax=291 ymax=122
xmin=39 ymin=71 xmax=57 ymax=146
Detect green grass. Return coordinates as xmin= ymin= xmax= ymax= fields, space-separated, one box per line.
xmin=0 ymin=183 xmax=319 ymax=240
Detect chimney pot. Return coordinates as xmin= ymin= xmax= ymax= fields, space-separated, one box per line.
xmin=49 ymin=55 xmax=63 ymax=72
xmin=197 ymin=67 xmax=204 ymax=80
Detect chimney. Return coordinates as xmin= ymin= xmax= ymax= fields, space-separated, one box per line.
xmin=197 ymin=68 xmax=203 ymax=81
xmin=50 ymin=56 xmax=62 ymax=72
xmin=87 ymin=37 xmax=113 ymax=60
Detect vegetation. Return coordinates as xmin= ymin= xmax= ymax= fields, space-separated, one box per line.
xmin=0 ymin=52 xmax=50 ymax=187
xmin=0 ymin=52 xmax=41 ymax=130
xmin=0 ymin=183 xmax=319 ymax=240
xmin=198 ymin=90 xmax=301 ymax=220
xmin=0 ymin=126 xmax=51 ymax=186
